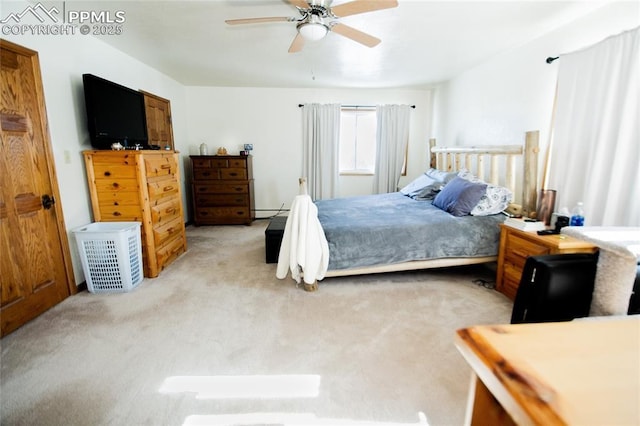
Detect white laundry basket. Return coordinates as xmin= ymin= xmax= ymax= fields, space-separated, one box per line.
xmin=73 ymin=222 xmax=143 ymax=293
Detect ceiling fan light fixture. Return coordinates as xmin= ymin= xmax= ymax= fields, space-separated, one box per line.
xmin=297 ymin=15 xmax=329 ymax=41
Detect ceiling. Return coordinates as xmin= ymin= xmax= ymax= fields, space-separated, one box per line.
xmin=82 ymin=0 xmax=609 ymax=89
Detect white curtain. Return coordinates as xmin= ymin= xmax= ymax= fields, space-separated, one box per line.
xmin=373 ymin=104 xmax=412 ymax=193
xmin=301 ymin=103 xmax=340 ymax=200
xmin=548 ymin=27 xmax=639 ymax=226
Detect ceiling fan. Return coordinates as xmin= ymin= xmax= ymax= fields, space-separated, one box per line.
xmin=225 ymin=0 xmax=398 ymax=53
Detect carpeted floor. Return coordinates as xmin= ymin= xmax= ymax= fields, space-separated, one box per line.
xmin=1 ymin=221 xmax=513 ymax=425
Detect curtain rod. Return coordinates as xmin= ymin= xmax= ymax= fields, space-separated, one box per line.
xmin=298 ymin=104 xmax=416 ymax=108
xmin=546 ymin=56 xmax=559 ymax=64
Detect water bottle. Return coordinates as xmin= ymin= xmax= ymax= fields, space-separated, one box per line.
xmin=570 ymin=202 xmax=585 ymax=226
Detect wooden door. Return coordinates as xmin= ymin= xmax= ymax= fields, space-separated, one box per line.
xmin=0 ymin=39 xmax=75 ymax=336
xmin=141 ymin=91 xmax=174 ymax=150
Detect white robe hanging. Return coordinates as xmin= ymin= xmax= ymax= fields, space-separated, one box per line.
xmin=276 ymin=192 xmax=329 ymax=285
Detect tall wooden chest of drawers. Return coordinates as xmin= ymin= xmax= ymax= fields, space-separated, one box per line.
xmin=190 ymin=155 xmax=255 ymax=225
xmin=83 ymin=150 xmax=187 ymax=278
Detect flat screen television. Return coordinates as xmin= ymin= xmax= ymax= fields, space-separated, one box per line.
xmin=82 ymin=73 xmax=148 ymax=149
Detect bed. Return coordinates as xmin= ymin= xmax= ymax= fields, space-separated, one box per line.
xmin=277 ymin=131 xmax=540 ymax=289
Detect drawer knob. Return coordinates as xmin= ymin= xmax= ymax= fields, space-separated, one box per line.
xmin=161 ymin=164 xmax=171 ymax=170
xmin=113 ymin=211 xmax=122 ymax=216
xmin=104 ymin=171 xmax=111 ymax=177
xmin=166 ymin=207 xmax=176 ymax=214
xmin=163 ymin=186 xmax=174 ymax=192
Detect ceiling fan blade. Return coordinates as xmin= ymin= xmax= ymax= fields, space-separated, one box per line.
xmin=225 ymin=16 xmax=294 ymax=25
xmin=330 ymin=0 xmax=398 ymax=18
xmin=288 ymin=0 xmax=310 ymax=9
xmin=330 ymin=23 xmax=380 ymax=48
xmin=288 ymin=33 xmax=306 ymax=53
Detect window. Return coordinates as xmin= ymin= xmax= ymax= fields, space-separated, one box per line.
xmin=339 ymin=106 xmax=408 ymax=176
xmin=339 ymin=107 xmax=376 ymax=175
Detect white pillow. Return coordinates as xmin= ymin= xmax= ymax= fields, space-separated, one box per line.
xmin=425 ymin=168 xmax=457 ymax=183
xmin=399 ymin=173 xmax=438 ymax=197
xmin=457 ymin=169 xmax=513 ymax=216
xmin=400 ymin=168 xmax=457 ymax=199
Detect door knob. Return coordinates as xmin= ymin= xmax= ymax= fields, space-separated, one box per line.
xmin=42 ymin=194 xmax=55 ymax=210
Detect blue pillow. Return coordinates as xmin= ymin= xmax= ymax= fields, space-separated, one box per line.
xmin=432 ymin=176 xmax=487 ymax=217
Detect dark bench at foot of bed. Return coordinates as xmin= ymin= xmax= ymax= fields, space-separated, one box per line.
xmin=265 ymin=216 xmax=287 ymax=263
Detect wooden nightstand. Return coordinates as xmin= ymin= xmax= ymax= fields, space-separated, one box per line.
xmin=496 ymin=224 xmax=597 ymax=300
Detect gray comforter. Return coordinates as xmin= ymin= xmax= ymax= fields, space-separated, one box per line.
xmin=315 ymin=192 xmax=506 ymax=271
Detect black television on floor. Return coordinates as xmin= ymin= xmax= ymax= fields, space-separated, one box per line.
xmin=82 ymin=73 xmax=148 ymax=149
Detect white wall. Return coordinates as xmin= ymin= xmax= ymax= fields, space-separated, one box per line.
xmin=434 ymin=1 xmax=640 ymax=184
xmin=3 ymin=2 xmax=188 ymax=284
xmin=184 ymin=87 xmax=434 ymax=216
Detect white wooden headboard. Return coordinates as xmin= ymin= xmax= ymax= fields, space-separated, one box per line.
xmin=429 ymin=130 xmax=539 ymax=217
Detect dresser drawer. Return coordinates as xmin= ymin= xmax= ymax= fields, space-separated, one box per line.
xmin=211 ymin=158 xmax=229 ymax=168
xmin=501 ymin=264 xmax=522 ymax=301
xmin=228 ymin=158 xmax=246 ymax=168
xmin=193 ymin=169 xmax=220 ymax=180
xmin=192 ymin=158 xmax=211 ymax=168
xmin=93 ymin=178 xmax=139 ymax=193
xmin=504 ymin=233 xmax=549 ymax=268
xmin=96 ymin=189 xmax=139 ymax=207
xmin=195 ymin=207 xmax=251 ymax=221
xmin=156 ymin=232 xmax=186 ymax=270
xmin=91 ymin=163 xmax=137 ymax=179
xmin=151 ymin=197 xmax=181 ymax=224
xmin=220 ymin=168 xmax=247 ymax=180
xmin=148 ymin=177 xmax=179 ymax=202
xmin=98 ymin=204 xmax=143 ymax=221
xmin=194 ymin=183 xmax=248 ymax=194
xmin=195 ymin=193 xmax=248 ymax=207
xmin=144 ymin=153 xmax=178 ymax=178
xmin=153 ymin=216 xmax=183 ymax=248
xmin=194 ymin=168 xmax=247 ymax=180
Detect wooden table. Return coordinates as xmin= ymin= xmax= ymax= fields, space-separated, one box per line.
xmin=455 ymin=317 xmax=640 ymax=425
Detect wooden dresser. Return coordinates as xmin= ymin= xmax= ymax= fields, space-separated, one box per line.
xmin=496 ymin=224 xmax=597 ymax=300
xmin=190 ymin=155 xmax=255 ymax=225
xmin=83 ymin=150 xmax=187 ymax=278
